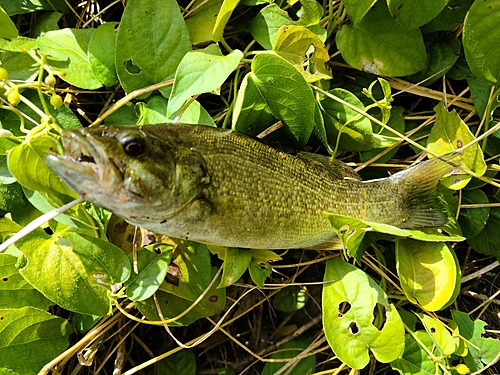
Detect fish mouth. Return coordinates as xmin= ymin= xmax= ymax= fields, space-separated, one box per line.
xmin=45 ymin=130 xmax=122 ymax=190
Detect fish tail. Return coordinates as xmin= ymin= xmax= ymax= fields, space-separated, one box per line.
xmin=390 ymin=154 xmax=459 ymax=228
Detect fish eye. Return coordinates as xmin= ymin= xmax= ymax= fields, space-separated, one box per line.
xmin=121 ymin=136 xmax=146 ymax=157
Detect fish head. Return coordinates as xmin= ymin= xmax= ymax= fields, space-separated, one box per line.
xmin=45 ymin=125 xmax=210 ymax=221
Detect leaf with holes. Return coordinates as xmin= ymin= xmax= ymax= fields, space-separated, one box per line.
xmin=415 ymin=313 xmax=457 ymax=356
xmin=396 ymin=239 xmax=460 ymax=311
xmin=115 ymin=0 xmax=191 ymax=95
xmin=323 ymin=257 xmax=405 ymax=369
xmin=167 ymin=44 xmax=243 ymax=117
xmin=427 ymin=102 xmax=486 ymax=189
xmin=125 ymin=244 xmax=173 ymax=302
xmin=273 ymin=25 xmax=331 ymax=82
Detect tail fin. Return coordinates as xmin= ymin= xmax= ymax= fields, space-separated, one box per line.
xmin=390 ymin=155 xmax=459 ymax=228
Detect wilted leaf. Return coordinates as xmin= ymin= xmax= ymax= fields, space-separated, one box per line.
xmin=323 ymin=258 xmax=405 ymax=369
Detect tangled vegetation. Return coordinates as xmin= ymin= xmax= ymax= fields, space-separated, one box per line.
xmin=0 ymin=0 xmax=499 ymax=374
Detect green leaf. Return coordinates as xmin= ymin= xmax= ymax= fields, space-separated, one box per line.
xmin=138 ymin=95 xmax=168 ymax=125
xmin=88 ymin=22 xmax=119 ymax=87
xmin=320 ymin=88 xmax=375 ymax=151
xmin=387 ymin=0 xmax=449 ymax=30
xmin=0 ymin=6 xmax=18 ymax=38
xmin=0 ymin=0 xmax=69 ymax=15
xmin=421 ymin=0 xmax=473 ymax=33
xmin=218 ymin=247 xmax=252 ymax=288
xmin=185 ymin=0 xmax=223 ymax=44
xmin=458 ymin=189 xmax=489 ymax=238
xmin=37 ymin=28 xmax=102 ymax=89
xmin=0 ymin=307 xmax=72 ymax=375
xmin=126 ymin=244 xmax=173 ymax=302
xmin=325 ymin=213 xmax=465 ymax=242
xmin=115 ymin=0 xmax=191 ymax=95
xmin=167 ymin=100 xmax=216 ymax=127
xmin=167 ymin=44 xmax=243 ymax=117
xmin=159 ymin=241 xmax=212 ymax=301
xmin=248 ymin=260 xmax=272 ymax=288
xmin=273 ymin=286 xmax=308 ymax=312
xmin=273 ymin=25 xmax=331 ymax=82
xmin=467 ymin=197 xmax=500 ymax=259
xmin=232 ymin=72 xmax=276 ymax=136
xmin=342 ymin=0 xmax=377 ymax=24
xmin=0 ymin=51 xmax=37 ymax=81
xmin=239 ymin=53 xmax=316 ymax=145
xmin=212 ymin=0 xmax=240 ymax=42
xmin=323 ymin=258 xmax=405 ymax=369
xmin=0 ymin=254 xmax=52 ymax=309
xmin=261 ymin=337 xmax=316 ymax=375
xmin=390 ymin=331 xmax=440 ymax=375
xmin=426 ymin=102 xmax=487 ymax=189
xmin=17 ymin=229 xmax=130 ymax=316
xmin=396 ymin=240 xmax=459 ymax=311
xmin=157 ymin=349 xmax=196 ymax=375
xmin=136 ymin=267 xmax=225 ymax=326
xmin=463 ymin=0 xmax=500 ymax=85
xmin=8 ymin=137 xmax=79 ymax=204
xmin=415 ymin=313 xmax=456 ymax=356
xmin=336 ymin=1 xmax=426 ymax=76
xmin=32 ymin=12 xmax=62 ymax=37
xmin=451 ymin=310 xmax=500 ymax=371
xmin=246 ymin=0 xmax=324 ymax=50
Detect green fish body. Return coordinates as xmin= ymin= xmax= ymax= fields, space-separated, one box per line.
xmin=45 ymin=124 xmax=451 ymax=249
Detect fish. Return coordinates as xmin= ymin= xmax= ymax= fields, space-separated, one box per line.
xmin=45 ymin=123 xmax=453 ymax=250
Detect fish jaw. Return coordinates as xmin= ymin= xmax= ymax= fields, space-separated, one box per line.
xmin=45 ymin=130 xmax=123 ymax=198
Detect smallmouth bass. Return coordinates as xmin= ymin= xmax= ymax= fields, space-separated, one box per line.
xmin=45 ymin=123 xmax=452 ymax=249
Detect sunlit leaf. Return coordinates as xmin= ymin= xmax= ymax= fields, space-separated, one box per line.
xmin=415 ymin=313 xmax=456 ymax=356
xmin=342 ymin=0 xmax=377 ymax=24
xmin=212 ymin=0 xmax=240 ymax=42
xmin=396 ymin=240 xmax=459 ymax=311
xmin=37 ymin=28 xmax=102 ymax=89
xmin=126 ymin=244 xmax=173 ymax=302
xmin=218 ymin=247 xmax=252 ymax=288
xmin=323 ymin=258 xmax=405 ymax=369
xmin=88 ymin=22 xmax=118 ymax=87
xmin=185 ymin=0 xmax=223 ymax=44
xmin=0 ymin=7 xmax=18 ymax=38
xmin=0 ymin=254 xmax=52 ymax=310
xmin=167 ymin=44 xmax=243 ymax=117
xmin=0 ymin=307 xmax=72 ymax=375
xmin=273 ymin=25 xmax=331 ymax=82
xmin=427 ymin=102 xmax=486 ymax=189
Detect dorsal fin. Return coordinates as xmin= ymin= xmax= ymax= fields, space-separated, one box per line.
xmin=296 ymin=152 xmax=361 ymax=181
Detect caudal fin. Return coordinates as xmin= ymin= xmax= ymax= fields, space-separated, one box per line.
xmin=390 ymin=155 xmax=459 ymax=228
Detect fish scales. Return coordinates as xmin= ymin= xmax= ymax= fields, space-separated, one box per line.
xmin=45 ymin=123 xmax=453 ymax=249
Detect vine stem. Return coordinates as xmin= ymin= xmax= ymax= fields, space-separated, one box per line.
xmin=0 ymin=197 xmax=83 ymax=253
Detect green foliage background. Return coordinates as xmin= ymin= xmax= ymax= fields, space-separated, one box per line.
xmin=0 ymin=0 xmax=499 ymax=374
